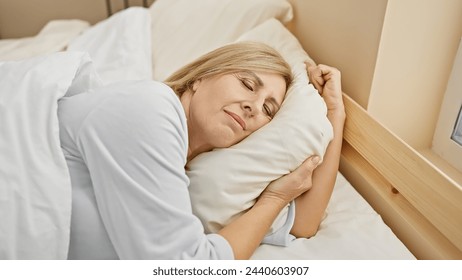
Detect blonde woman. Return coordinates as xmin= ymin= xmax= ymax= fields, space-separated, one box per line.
xmin=58 ymin=42 xmax=343 ymax=259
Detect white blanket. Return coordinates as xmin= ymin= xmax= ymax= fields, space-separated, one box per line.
xmin=0 ymin=52 xmax=101 ymax=259
xmin=0 ymin=7 xmax=152 ymax=260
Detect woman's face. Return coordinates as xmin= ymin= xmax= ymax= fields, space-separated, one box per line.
xmin=183 ymin=70 xmax=287 ymax=150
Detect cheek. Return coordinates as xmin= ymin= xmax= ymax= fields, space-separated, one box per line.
xmin=209 ymin=117 xmax=251 ymax=148
xmin=249 ymin=117 xmax=271 ymax=133
xmin=189 ymin=91 xmax=216 ymax=124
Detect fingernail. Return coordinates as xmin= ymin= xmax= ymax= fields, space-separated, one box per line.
xmin=311 ymin=156 xmax=320 ymax=164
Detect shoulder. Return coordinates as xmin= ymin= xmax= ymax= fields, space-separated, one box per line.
xmin=89 ymin=80 xmax=186 ymax=126
xmin=98 ymin=80 xmax=186 ymax=133
xmin=60 ymin=80 xmax=187 ymax=132
xmin=116 ymin=81 xmax=187 ymax=136
xmin=67 ymin=80 xmax=187 ymax=146
xmin=113 ymin=80 xmax=183 ymax=115
xmin=60 ymin=80 xmax=184 ymax=120
xmin=60 ymin=80 xmax=189 ymax=161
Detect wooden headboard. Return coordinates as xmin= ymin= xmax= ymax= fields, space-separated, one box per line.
xmin=105 ymin=0 xmax=154 ymax=17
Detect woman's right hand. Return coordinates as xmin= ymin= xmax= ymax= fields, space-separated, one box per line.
xmin=258 ymin=156 xmax=320 ymax=205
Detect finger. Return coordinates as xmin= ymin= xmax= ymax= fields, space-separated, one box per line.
xmin=304 ymin=60 xmax=315 ymax=69
xmin=286 ymin=157 xmax=319 ymax=192
xmin=307 ymin=66 xmax=326 ymax=93
xmin=305 ymin=61 xmax=319 ymax=82
xmin=303 ymin=155 xmax=320 ymax=173
xmin=292 ymin=155 xmax=320 ymax=180
xmin=318 ymin=64 xmax=341 ymax=80
xmin=312 ymin=73 xmax=325 ymax=86
xmin=307 ymin=65 xmax=330 ymax=96
xmin=311 ymin=76 xmax=325 ymax=94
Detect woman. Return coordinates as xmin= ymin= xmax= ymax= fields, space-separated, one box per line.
xmin=58 ymin=42 xmax=344 ymax=260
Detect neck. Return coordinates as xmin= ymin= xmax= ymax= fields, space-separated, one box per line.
xmin=180 ymin=90 xmax=212 ymax=162
xmin=187 ymin=133 xmax=212 ymax=162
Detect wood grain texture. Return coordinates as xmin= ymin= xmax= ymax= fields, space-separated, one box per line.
xmin=341 ymin=93 xmax=462 ymax=258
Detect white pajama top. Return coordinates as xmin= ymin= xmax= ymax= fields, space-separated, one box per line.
xmin=58 ymin=80 xmax=292 ymax=260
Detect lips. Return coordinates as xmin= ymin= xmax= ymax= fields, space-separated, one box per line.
xmin=224 ymin=110 xmax=246 ymax=130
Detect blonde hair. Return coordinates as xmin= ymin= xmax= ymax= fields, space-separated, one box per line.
xmin=164 ymin=41 xmax=293 ymax=97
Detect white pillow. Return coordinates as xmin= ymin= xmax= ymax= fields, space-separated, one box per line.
xmin=149 ymin=0 xmax=293 ymax=81
xmin=187 ymin=18 xmax=334 ymax=234
xmin=68 ymin=7 xmax=152 ymax=84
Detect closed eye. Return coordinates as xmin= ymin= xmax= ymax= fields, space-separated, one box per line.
xmin=241 ymin=79 xmax=254 ymax=92
xmin=264 ymin=103 xmax=274 ymax=119
xmin=234 ymin=73 xmax=257 ymax=92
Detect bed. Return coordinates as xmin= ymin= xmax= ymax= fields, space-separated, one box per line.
xmin=0 ymin=0 xmax=460 ymax=260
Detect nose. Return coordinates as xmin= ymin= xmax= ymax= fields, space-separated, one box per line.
xmin=242 ymin=101 xmax=256 ymax=118
xmin=242 ymin=95 xmax=266 ymax=118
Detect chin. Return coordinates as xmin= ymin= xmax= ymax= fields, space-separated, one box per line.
xmin=205 ymin=119 xmax=251 ymax=148
xmin=213 ymin=139 xmax=237 ymax=149
xmin=209 ymin=130 xmax=241 ymax=148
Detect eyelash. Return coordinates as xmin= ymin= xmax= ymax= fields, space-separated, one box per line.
xmin=264 ymin=104 xmax=273 ymax=119
xmin=240 ymin=78 xmax=273 ymax=118
xmin=241 ymin=79 xmax=254 ymax=91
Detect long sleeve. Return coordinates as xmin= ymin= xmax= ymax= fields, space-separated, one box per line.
xmin=59 ymin=80 xmax=233 ymax=259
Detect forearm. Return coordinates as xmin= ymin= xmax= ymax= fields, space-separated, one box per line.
xmin=291 ymin=108 xmax=345 ymax=237
xmin=218 ymin=197 xmax=287 ymax=259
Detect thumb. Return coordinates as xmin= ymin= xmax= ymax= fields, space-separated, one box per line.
xmin=293 ymin=155 xmax=320 ymax=179
xmin=305 ymin=155 xmax=321 ymax=172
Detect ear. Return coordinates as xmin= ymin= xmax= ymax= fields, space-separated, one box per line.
xmin=192 ymin=79 xmax=201 ymax=93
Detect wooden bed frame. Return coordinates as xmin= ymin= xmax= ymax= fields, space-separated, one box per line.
xmin=340 ymin=93 xmax=462 ymax=259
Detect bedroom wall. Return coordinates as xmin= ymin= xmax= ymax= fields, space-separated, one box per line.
xmin=287 ymin=0 xmax=388 ymax=109
xmin=289 ymin=0 xmax=462 ymax=151
xmin=0 ymin=0 xmax=106 ymax=39
xmin=0 ymin=0 xmax=154 ymax=39
xmin=368 ymin=0 xmax=462 ymax=150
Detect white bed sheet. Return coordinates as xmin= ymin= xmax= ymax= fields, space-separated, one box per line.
xmin=252 ymin=173 xmax=415 ymax=259
xmin=0 ymin=7 xmax=415 ymax=260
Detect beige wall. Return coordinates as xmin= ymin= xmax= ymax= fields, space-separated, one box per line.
xmin=368 ymin=0 xmax=462 ymax=149
xmin=0 ymin=0 xmax=106 ymax=38
xmin=287 ymin=0 xmax=388 ymax=109
xmin=289 ymin=0 xmax=462 ymax=151
xmin=0 ymin=0 xmax=154 ymax=39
